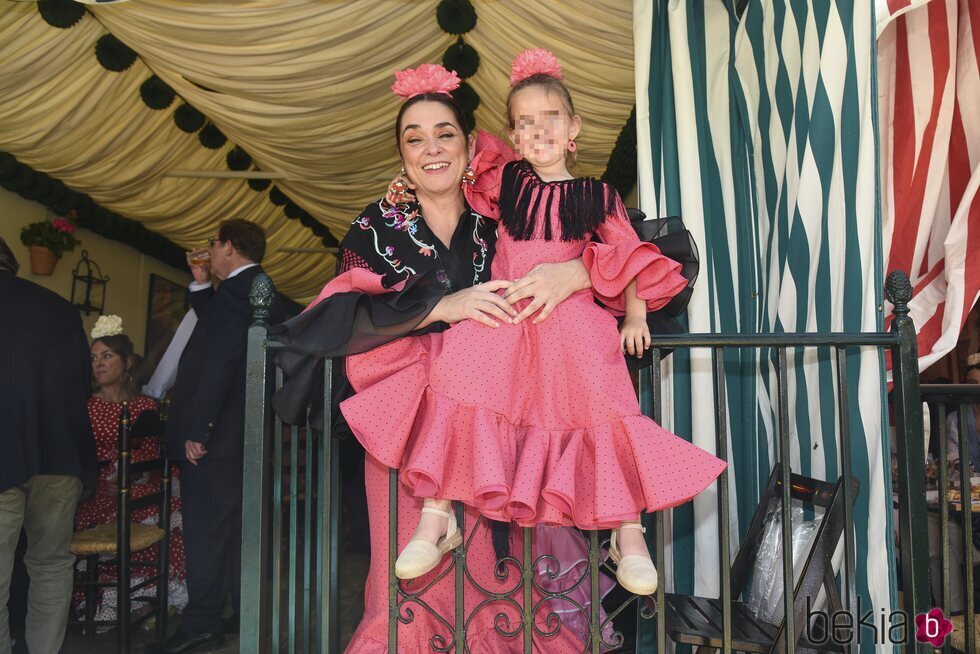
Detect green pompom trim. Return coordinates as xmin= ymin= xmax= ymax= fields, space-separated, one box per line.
xmin=1 ymin=151 xmax=187 ymax=270
xmin=37 ymin=0 xmax=85 ymax=30
xmin=8 ymin=167 xmax=34 ymax=192
xmin=269 ymin=186 xmax=287 ymax=206
xmin=442 ymin=38 xmax=479 ymax=79
xmin=198 ymin=123 xmax=227 ymax=149
xmin=284 ymin=202 xmax=302 ymax=220
xmin=600 ymin=106 xmax=637 ymax=199
xmin=0 ymin=153 xmax=16 ymax=179
xmin=140 ymin=76 xmax=176 ymax=110
xmin=436 ymin=0 xmax=477 ymax=35
xmin=452 ymin=81 xmax=480 ymax=115
xmin=95 ymin=34 xmax=137 ymax=73
xmin=174 ymin=104 xmax=206 ymax=133
xmin=226 ymin=146 xmax=252 ymax=171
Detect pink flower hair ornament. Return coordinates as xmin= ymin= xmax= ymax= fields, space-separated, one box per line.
xmin=391 ymin=64 xmax=461 ymax=100
xmin=509 ymin=48 xmax=563 ymax=86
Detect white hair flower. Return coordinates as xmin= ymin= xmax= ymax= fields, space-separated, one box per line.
xmin=91 ymin=314 xmax=124 ymax=340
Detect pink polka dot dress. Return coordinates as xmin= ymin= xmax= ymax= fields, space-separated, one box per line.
xmin=341 ymin=133 xmax=727 ymax=530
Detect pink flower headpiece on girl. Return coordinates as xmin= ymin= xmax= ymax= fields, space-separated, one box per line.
xmin=509 ymin=48 xmax=564 ymax=86
xmin=391 ymin=64 xmax=461 ymax=100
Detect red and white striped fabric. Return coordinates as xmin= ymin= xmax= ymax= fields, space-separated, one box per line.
xmin=878 ymin=0 xmax=980 ymax=370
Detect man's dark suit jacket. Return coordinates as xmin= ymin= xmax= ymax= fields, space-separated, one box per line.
xmin=165 ymin=265 xmax=278 ymax=461
xmin=0 ymin=272 xmax=97 ymax=494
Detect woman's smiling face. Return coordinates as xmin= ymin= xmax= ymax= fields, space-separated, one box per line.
xmin=398 ymin=100 xmax=472 ymax=201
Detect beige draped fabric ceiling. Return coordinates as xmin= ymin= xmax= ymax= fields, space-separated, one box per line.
xmin=0 ymin=1 xmax=633 ymax=301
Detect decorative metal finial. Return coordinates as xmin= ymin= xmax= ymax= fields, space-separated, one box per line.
xmin=885 ymin=270 xmax=912 ymax=316
xmin=250 ymin=273 xmax=273 ymax=323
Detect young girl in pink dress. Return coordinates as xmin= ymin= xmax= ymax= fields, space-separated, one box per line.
xmin=341 ymin=49 xmax=727 ymax=596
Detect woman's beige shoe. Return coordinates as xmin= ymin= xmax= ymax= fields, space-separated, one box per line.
xmin=609 ymin=522 xmax=658 ymax=596
xmin=394 ymin=505 xmax=462 ymax=580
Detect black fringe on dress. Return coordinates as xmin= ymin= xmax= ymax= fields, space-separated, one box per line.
xmin=499 ymin=160 xmax=617 ymax=242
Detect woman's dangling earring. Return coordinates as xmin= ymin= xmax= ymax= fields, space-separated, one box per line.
xmin=387 ymin=168 xmax=412 ymax=205
xmin=567 ymin=140 xmax=577 ymax=152
xmin=461 ymin=164 xmax=475 ymax=188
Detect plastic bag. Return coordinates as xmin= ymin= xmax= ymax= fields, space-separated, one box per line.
xmin=745 ymin=498 xmax=823 ymax=624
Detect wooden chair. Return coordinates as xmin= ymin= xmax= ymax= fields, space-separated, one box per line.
xmin=69 ymin=402 xmax=173 ymax=653
xmin=665 ymin=465 xmax=859 ymax=653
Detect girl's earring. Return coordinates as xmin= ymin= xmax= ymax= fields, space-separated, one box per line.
xmin=460 ymin=164 xmax=475 ymax=188
xmin=567 ymin=140 xmax=577 ymax=152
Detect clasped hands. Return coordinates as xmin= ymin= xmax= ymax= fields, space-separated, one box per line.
xmin=429 ymin=259 xmax=591 ymax=329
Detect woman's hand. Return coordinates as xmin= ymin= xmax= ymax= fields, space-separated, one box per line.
xmin=620 ymin=315 xmax=651 ymax=357
xmin=505 ymin=259 xmax=592 ymax=324
xmin=425 ymin=280 xmax=518 ymax=329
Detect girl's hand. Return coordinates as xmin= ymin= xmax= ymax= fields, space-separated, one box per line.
xmin=426 ymin=280 xmax=518 ymax=328
xmin=505 ymin=260 xmax=592 ymax=324
xmin=620 ymin=315 xmax=651 ymax=357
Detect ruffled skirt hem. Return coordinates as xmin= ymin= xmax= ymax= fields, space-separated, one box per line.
xmin=342 ymin=364 xmax=726 ymax=529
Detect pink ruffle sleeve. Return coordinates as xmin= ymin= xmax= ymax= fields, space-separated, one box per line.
xmin=583 ymin=195 xmax=690 ymax=314
xmin=303 ymin=267 xmax=408 ymax=312
xmin=463 ymin=130 xmax=517 ymax=220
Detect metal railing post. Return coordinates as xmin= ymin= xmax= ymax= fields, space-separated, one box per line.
xmin=241 ymin=273 xmax=275 ymax=653
xmin=886 ymin=270 xmax=931 ymax=651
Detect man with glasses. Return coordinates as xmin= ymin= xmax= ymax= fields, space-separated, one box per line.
xmin=152 ymin=220 xmax=280 ymax=654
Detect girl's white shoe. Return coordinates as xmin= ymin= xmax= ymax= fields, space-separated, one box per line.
xmin=609 ymin=522 xmax=658 ymax=596
xmin=394 ymin=505 xmax=462 ymax=580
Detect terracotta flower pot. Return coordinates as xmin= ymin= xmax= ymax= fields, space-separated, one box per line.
xmin=28 ymin=246 xmax=59 ymax=276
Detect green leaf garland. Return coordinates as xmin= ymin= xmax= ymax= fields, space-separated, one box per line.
xmin=0 ymin=151 xmax=187 ymax=270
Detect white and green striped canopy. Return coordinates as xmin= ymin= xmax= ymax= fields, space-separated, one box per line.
xmin=634 ymin=0 xmax=894 ymax=648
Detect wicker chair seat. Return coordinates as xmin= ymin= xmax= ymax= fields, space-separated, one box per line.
xmin=70 ymin=523 xmax=164 ymax=556
xmin=950 ymin=614 xmax=980 ymax=652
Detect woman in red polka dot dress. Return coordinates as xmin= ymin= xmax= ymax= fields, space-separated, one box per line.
xmin=73 ymin=321 xmax=187 ymax=623
xmin=341 ymin=51 xmax=727 ymax=597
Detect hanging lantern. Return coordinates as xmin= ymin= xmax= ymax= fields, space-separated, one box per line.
xmin=71 ymin=250 xmax=110 ymax=315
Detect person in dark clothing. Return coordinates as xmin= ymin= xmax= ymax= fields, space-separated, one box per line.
xmin=150 ymin=220 xmax=281 ymax=654
xmin=0 ymin=236 xmax=97 ymax=654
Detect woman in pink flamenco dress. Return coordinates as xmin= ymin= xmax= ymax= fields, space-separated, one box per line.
xmin=341 ymin=49 xmax=727 ymax=604
xmin=270 ymin=62 xmax=622 ymax=651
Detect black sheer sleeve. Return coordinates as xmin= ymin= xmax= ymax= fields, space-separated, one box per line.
xmin=269 ymin=204 xmax=454 ymax=428
xmin=268 ymin=266 xmax=450 ymax=359
xmin=617 ymin=212 xmax=700 ymax=371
